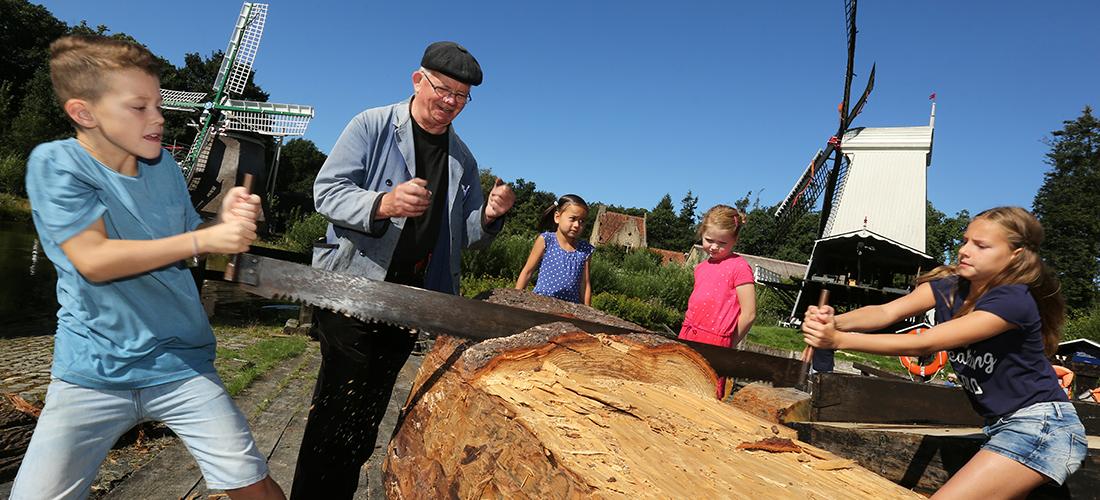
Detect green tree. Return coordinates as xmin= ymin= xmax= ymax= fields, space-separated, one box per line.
xmin=500 ymin=178 xmax=556 ymax=238
xmin=274 ymin=139 xmax=326 ymax=195
xmin=737 ymin=203 xmax=818 ymax=263
xmin=5 ymin=66 xmax=70 ymax=159
xmin=925 ymin=201 xmax=970 ymax=265
xmin=0 ymin=0 xmax=67 ymax=143
xmin=673 ymin=190 xmax=699 ymax=250
xmin=263 ymin=138 xmax=327 ymax=230
xmin=646 ymin=194 xmax=683 ymax=250
xmin=678 ymin=191 xmax=698 ymax=227
xmin=1033 ymin=106 xmax=1100 ymax=311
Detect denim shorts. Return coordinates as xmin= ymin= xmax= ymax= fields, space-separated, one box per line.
xmin=10 ymin=373 xmax=269 ymax=499
xmin=982 ymin=401 xmax=1087 ymax=485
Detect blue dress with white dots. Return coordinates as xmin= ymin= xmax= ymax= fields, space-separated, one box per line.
xmin=532 ymin=231 xmax=595 ymax=303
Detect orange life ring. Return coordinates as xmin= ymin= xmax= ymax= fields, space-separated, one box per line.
xmin=897 ymin=327 xmax=949 ymax=378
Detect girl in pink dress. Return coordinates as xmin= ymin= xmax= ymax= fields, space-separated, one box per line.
xmin=679 ymin=205 xmax=757 ymax=398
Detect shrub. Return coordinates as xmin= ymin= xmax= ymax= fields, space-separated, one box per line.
xmin=280 ymin=211 xmax=328 ymax=254
xmin=754 ymin=287 xmax=792 ymax=326
xmin=591 ymin=291 xmax=683 ymax=332
xmin=461 ymin=234 xmax=534 ymax=281
xmin=621 ymin=248 xmax=661 ymax=273
xmin=460 ymin=275 xmax=515 ymax=298
xmin=590 ymin=252 xmax=693 ymax=312
xmin=0 ymin=152 xmax=26 ymax=196
xmin=0 ymin=193 xmax=31 ymax=223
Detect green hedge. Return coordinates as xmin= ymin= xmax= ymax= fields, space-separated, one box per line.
xmin=461 ymin=234 xmax=536 ymax=281
xmin=590 ymin=251 xmax=693 ymax=312
xmin=460 ymin=275 xmax=515 ymax=298
xmin=591 ymin=292 xmax=683 ymax=332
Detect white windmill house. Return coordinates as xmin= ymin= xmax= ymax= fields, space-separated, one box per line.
xmin=159 ymin=2 xmax=313 ymax=213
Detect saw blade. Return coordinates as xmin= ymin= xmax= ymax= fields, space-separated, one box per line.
xmin=228 ymin=253 xmax=808 ymax=383
xmin=232 ymin=253 xmax=638 ymax=341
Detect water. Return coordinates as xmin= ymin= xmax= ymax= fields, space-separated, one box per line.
xmin=0 ymin=221 xmax=58 ymax=334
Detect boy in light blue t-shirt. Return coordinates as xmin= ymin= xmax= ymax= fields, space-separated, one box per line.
xmin=12 ymin=35 xmax=285 ymax=499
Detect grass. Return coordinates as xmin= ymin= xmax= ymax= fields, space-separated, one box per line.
xmin=211 ymin=321 xmax=309 ymax=397
xmin=746 ymin=324 xmax=917 ymax=376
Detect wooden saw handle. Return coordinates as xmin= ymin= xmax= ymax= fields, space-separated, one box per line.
xmin=223 ymin=173 xmax=255 ymax=282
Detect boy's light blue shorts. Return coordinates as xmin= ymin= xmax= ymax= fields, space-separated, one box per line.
xmin=10 ymin=373 xmax=269 ymax=499
xmin=982 ymin=401 xmax=1087 ymax=486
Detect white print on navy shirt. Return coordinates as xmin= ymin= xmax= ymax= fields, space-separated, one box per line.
xmin=950 ymin=349 xmax=999 ymax=395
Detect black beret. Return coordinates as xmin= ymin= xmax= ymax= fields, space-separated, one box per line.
xmin=421 ymin=41 xmax=482 ymax=86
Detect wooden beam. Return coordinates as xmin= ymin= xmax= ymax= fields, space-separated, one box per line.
xmin=811 ymin=372 xmax=981 ymax=427
xmin=793 ymin=422 xmax=1098 ymax=498
xmin=811 ymin=372 xmax=1100 ymax=435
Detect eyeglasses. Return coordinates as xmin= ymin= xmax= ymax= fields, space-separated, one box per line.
xmin=420 ymin=71 xmax=472 ymax=104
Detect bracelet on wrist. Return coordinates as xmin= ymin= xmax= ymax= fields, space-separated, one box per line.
xmin=188 ymin=233 xmax=200 ymax=267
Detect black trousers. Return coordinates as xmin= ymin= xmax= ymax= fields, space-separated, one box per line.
xmin=289 ymin=307 xmax=417 ymax=498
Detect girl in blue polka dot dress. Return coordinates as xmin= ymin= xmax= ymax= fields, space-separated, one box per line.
xmin=515 ymin=194 xmax=595 ymax=305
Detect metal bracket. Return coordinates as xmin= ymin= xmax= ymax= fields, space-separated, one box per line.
xmin=232 ymin=253 xmax=262 ymax=286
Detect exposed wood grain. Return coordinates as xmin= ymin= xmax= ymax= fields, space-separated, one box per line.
xmin=384 ymin=328 xmax=922 ymax=498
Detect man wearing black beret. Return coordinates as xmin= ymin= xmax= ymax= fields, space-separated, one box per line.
xmin=292 ymin=41 xmax=514 ymax=498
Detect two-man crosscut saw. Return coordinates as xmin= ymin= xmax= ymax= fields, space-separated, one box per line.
xmin=227 ymin=253 xmax=806 ymax=383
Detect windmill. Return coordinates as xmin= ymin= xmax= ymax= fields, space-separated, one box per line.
xmin=772 ymin=0 xmax=875 ymax=239
xmin=159 ymin=2 xmax=314 ymax=206
xmin=767 ymin=0 xmax=939 ymax=375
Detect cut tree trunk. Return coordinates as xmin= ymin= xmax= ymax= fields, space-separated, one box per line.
xmin=382 ymin=322 xmax=921 ymax=498
xmin=730 ymin=383 xmax=812 ymax=425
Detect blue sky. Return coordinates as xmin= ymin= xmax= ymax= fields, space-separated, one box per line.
xmin=36 ymin=1 xmax=1099 ymax=219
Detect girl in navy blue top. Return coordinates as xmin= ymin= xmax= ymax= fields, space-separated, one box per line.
xmin=802 ymin=207 xmax=1085 ymax=497
xmin=515 ymin=194 xmax=595 ymax=304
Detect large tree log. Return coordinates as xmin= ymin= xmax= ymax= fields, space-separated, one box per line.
xmin=383 ymin=323 xmax=921 ymax=498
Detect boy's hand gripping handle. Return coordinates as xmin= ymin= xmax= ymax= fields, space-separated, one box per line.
xmin=797 ymin=289 xmax=830 ymax=387
xmin=223 ymin=173 xmax=254 ymax=282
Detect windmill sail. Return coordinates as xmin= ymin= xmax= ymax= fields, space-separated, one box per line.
xmin=160 ymin=90 xmax=208 ymax=111
xmin=215 ymin=3 xmax=267 ymax=99
xmin=772 ymin=0 xmax=873 ymax=242
xmin=773 ymin=150 xmax=826 ymax=220
xmin=157 ymin=2 xmax=313 ymax=207
xmin=222 ymin=100 xmax=315 ymax=136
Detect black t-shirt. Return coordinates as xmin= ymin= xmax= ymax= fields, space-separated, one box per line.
xmin=389 ymin=112 xmax=449 ymax=277
xmin=931 ymin=276 xmax=1067 ymax=418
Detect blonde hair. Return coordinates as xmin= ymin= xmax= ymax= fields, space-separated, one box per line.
xmin=49 ymin=35 xmax=161 ymax=112
xmin=917 ymin=206 xmax=1065 ymax=356
xmin=698 ymin=205 xmax=746 ymax=239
